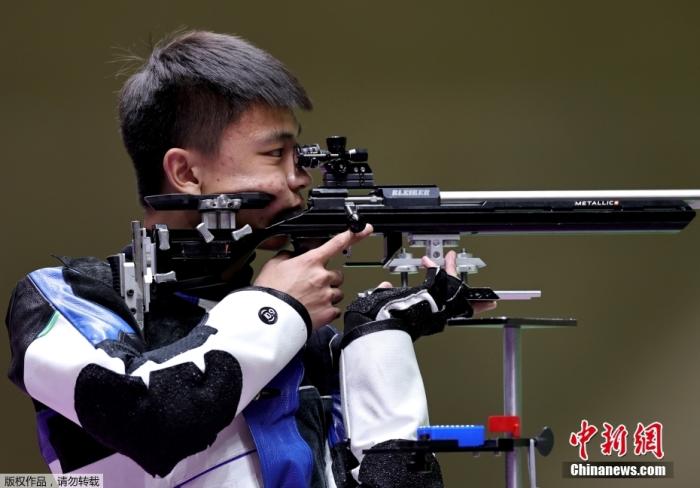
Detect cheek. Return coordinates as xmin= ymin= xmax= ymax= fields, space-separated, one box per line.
xmin=262 ymin=176 xmax=289 ymax=195
xmin=201 ymin=175 xmax=239 ymax=194
xmin=207 ymin=174 xmax=289 ymax=197
xmin=253 ymin=181 xmax=294 ymax=211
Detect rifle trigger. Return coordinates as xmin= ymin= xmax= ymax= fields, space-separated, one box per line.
xmin=344 ymin=202 xmax=364 ymax=233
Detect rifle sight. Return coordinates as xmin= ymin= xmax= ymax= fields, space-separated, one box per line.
xmin=296 ymin=136 xmax=373 ymax=187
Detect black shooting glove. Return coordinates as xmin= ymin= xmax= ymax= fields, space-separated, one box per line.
xmin=341 ymin=267 xmax=473 ymax=345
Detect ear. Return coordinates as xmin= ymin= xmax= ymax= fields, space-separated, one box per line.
xmin=162 ymin=148 xmax=203 ymax=194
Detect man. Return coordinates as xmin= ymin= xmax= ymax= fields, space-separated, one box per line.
xmin=6 ymin=31 xmax=493 ymax=487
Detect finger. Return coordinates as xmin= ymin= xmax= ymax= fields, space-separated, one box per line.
xmin=306 ymin=224 xmax=373 ymax=264
xmin=376 ymin=281 xmax=393 ymax=289
xmin=313 ymin=308 xmax=342 ymax=330
xmin=328 ymin=269 xmax=344 ymax=287
xmin=444 ymin=250 xmax=458 ymax=278
xmin=471 ymin=301 xmax=497 ymax=315
xmin=330 ymin=288 xmax=344 ymax=305
xmin=421 ymin=255 xmax=438 ymax=268
xmin=321 ymin=307 xmax=342 ymax=325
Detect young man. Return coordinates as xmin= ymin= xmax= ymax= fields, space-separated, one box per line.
xmin=6 ymin=31 xmax=492 ymax=487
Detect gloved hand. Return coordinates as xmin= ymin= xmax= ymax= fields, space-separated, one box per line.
xmin=343 ymin=265 xmax=472 ymax=343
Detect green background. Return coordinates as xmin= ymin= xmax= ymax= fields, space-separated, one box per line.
xmin=2 ymin=1 xmax=699 ymax=486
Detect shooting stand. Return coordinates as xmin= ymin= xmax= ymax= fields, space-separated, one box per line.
xmin=450 ymin=317 xmax=576 ymax=487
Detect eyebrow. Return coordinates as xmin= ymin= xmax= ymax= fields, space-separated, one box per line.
xmin=257 ymin=123 xmax=303 ymax=147
xmin=260 ymin=130 xmax=295 ymax=145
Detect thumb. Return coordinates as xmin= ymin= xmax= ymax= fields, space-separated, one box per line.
xmin=443 ymin=250 xmax=458 ymax=278
xmin=421 ymin=255 xmax=438 ymax=268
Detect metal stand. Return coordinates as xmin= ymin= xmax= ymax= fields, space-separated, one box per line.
xmin=447 ymin=317 xmax=577 ymax=487
xmin=504 ymin=325 xmax=522 ymax=487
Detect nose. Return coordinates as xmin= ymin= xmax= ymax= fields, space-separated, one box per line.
xmin=288 ymin=161 xmax=312 ymax=192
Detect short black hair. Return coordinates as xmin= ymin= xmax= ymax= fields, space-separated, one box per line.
xmin=118 ymin=31 xmax=312 ymax=205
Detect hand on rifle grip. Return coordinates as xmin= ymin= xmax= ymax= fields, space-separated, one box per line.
xmin=256 ymin=224 xmax=373 ymax=330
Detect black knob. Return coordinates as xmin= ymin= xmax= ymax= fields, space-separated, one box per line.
xmin=348 ymin=148 xmax=369 ymax=162
xmin=326 ymin=136 xmax=347 ymax=154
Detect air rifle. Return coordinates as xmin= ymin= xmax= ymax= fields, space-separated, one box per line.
xmin=114 ymin=136 xmax=700 ymax=332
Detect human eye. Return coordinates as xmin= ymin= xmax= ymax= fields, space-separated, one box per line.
xmin=263 ymin=148 xmax=284 ymax=158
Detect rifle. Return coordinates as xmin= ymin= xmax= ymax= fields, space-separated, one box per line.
xmin=113 ymin=136 xmax=700 ymax=332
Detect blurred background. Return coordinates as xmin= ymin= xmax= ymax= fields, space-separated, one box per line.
xmin=2 ymin=1 xmax=699 ymax=486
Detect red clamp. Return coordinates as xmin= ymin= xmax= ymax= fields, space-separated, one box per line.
xmin=488 ymin=415 xmax=521 ymax=438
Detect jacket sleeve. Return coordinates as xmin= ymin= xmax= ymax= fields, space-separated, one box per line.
xmin=5 ymin=267 xmax=310 ymax=477
xmin=339 ymin=328 xmax=443 ymax=487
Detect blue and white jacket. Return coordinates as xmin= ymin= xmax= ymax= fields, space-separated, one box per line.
xmin=6 ymin=256 xmax=442 ymax=487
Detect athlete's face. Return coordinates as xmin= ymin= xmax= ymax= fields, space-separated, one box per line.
xmin=197 ymin=104 xmax=311 ymax=232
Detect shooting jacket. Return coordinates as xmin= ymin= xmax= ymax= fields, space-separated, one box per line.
xmin=6 ymin=256 xmax=442 ymax=487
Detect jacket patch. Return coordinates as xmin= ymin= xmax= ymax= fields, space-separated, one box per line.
xmin=74 ymin=350 xmax=242 ymax=477
xmin=28 ymin=268 xmax=135 ymax=346
xmin=258 ymin=307 xmax=278 ymax=325
xmin=6 ymin=275 xmax=58 ymax=392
